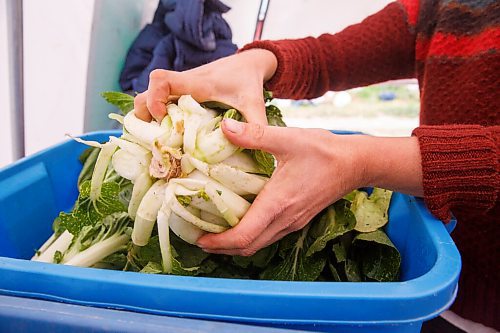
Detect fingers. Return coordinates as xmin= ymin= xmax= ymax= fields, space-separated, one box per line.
xmin=145 ymin=69 xmax=172 ymax=121
xmin=134 ymin=69 xmax=196 ymax=122
xmin=133 ymin=92 xmax=152 ymax=122
xmin=221 ymin=119 xmax=293 ymax=157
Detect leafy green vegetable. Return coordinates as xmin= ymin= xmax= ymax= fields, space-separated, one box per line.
xmin=263 ymin=90 xmax=273 ymax=103
xmin=140 ymin=261 xmax=163 ymax=274
xmin=251 ymin=150 xmax=275 ymax=177
xmin=101 ymin=91 xmax=135 ymax=115
xmin=59 ymin=181 xmax=126 ymax=235
xmin=170 ymin=233 xmax=209 ymax=268
xmin=351 ymin=229 xmax=400 ymax=282
xmin=223 ymin=108 xmax=244 ymax=122
xmin=345 ymin=259 xmax=362 ymax=282
xmin=332 ymin=242 xmax=347 ymax=263
xmin=233 ymin=243 xmax=278 ymax=269
xmin=351 ymin=188 xmax=392 ymax=232
xmin=54 ymin=251 xmax=63 ymax=264
xmin=328 ymin=261 xmax=342 ymax=282
xmin=260 ymin=226 xmax=327 ymax=281
xmin=306 ymin=200 xmax=356 ymax=257
xmin=265 ymin=105 xmax=286 ymax=127
xmin=177 ymin=195 xmax=192 ymax=207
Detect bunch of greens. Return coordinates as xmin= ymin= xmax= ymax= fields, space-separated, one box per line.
xmin=32 ymin=91 xmax=400 ymax=282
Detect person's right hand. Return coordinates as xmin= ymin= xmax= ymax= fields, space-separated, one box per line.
xmin=134 ymin=49 xmax=278 ymax=125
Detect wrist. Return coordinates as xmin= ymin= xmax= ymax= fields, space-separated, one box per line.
xmin=352 ymin=135 xmax=424 ymax=197
xmin=239 ymin=49 xmax=278 ymax=82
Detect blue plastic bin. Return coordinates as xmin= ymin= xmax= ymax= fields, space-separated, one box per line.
xmin=0 ymin=131 xmax=461 ymax=333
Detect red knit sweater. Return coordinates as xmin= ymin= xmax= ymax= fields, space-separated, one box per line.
xmin=242 ymin=0 xmax=500 ymax=328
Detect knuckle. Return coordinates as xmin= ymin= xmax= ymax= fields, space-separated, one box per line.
xmin=149 ymin=69 xmax=168 ymax=81
xmin=247 ymin=123 xmax=265 ymax=143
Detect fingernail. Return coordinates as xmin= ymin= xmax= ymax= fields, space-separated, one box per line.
xmin=223 ymin=118 xmax=244 ymax=134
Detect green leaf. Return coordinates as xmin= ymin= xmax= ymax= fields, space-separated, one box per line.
xmin=202 ymin=101 xmax=233 ymax=111
xmin=52 ymin=216 xmax=65 ymax=236
xmin=345 ymin=259 xmax=362 ymax=282
xmin=352 ymin=188 xmax=392 ymax=233
xmin=263 ymin=90 xmax=273 ymax=103
xmin=306 ymin=200 xmax=356 ymax=257
xmin=98 ymin=252 xmax=128 ymax=270
xmin=170 ymin=233 xmax=210 ymax=268
xmin=265 ymin=105 xmax=286 ymax=127
xmin=328 ymin=261 xmax=342 ymax=282
xmin=223 ymin=108 xmax=244 ymax=122
xmin=251 ymin=150 xmax=276 ymax=177
xmin=352 ymin=229 xmax=401 ymax=282
xmin=233 ymin=243 xmax=278 ymax=269
xmin=343 ymin=190 xmax=358 ymax=202
xmin=59 ymin=181 xmax=127 ymax=235
xmin=54 ymin=251 xmax=63 ymax=264
xmin=132 ymin=235 xmax=162 ymax=268
xmin=101 ymin=91 xmax=135 ymax=115
xmin=208 ymin=265 xmax=252 ymax=279
xmin=332 ymin=242 xmax=347 ymax=263
xmin=177 ymin=195 xmax=192 ymax=207
xmin=140 ymin=261 xmax=163 ymax=274
xmin=260 ymin=225 xmax=327 ymax=281
xmin=197 ymin=190 xmax=210 ymax=201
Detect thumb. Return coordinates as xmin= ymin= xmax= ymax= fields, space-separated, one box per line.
xmin=221 ymin=119 xmax=287 ymax=156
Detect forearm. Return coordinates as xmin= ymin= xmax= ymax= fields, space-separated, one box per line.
xmin=349 ymin=135 xmax=424 ymax=197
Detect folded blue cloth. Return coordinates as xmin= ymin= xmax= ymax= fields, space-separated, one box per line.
xmin=120 ymin=0 xmax=237 ymax=93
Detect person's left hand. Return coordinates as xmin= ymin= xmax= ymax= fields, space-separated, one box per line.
xmin=195 ymin=119 xmax=367 ymax=256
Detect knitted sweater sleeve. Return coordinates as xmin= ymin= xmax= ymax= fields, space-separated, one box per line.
xmin=240 ymin=1 xmax=416 ymax=99
xmin=413 ymin=125 xmax=500 ymax=222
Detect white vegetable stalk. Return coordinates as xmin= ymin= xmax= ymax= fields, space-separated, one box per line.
xmin=108 ymin=113 xmax=124 ymax=124
xmin=111 ymin=149 xmax=147 ymax=181
xmin=188 ymin=171 xmax=251 ymax=218
xmin=200 ymin=210 xmax=230 ymax=227
xmin=31 ymin=233 xmax=57 ymax=260
xmin=123 ymin=112 xmax=166 ymax=146
xmin=170 ymin=198 xmax=228 ymax=233
xmin=209 ymin=163 xmax=268 ymax=195
xmin=222 ymin=151 xmax=260 ymax=173
xmin=189 ymin=196 xmax=223 ymax=217
xmin=109 ymin=136 xmax=151 ymax=166
xmin=64 ymin=234 xmax=130 ymax=267
xmin=90 ymin=142 xmax=117 ymax=202
xmin=169 ymin=212 xmax=206 ymax=244
xmin=195 ymin=125 xmax=238 ymax=163
xmin=157 ymin=202 xmax=173 ymax=273
xmin=132 ymin=179 xmax=166 ymax=246
xmin=178 ymin=95 xmax=207 ymax=155
xmin=164 ymin=103 xmax=184 ymax=148
xmin=128 ymin=172 xmax=153 ymax=219
xmin=32 ymin=230 xmax=73 ymax=263
xmin=205 ymin=183 xmax=240 ymax=227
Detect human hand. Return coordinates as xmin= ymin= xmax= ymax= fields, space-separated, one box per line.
xmin=196 ymin=120 xmax=423 ymax=256
xmin=133 ymin=49 xmax=278 ymax=125
xmin=196 ymin=120 xmax=367 ymax=256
